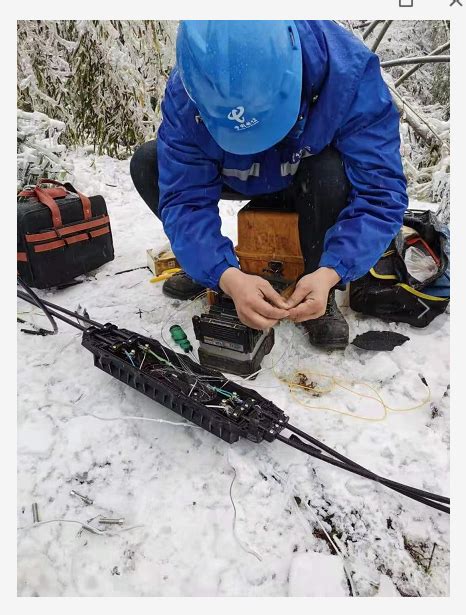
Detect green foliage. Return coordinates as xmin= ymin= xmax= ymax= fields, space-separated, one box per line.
xmin=17 ymin=20 xmax=177 ymax=157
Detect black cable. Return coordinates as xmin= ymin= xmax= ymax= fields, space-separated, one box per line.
xmin=17 ymin=291 xmax=86 ymax=332
xmin=285 ymin=435 xmax=435 ymax=506
xmin=44 ymin=308 xmax=87 ymax=331
xmin=286 ymin=434 xmax=450 ymax=510
xmin=17 ymin=278 xmax=58 ymax=335
xmin=286 ymin=424 xmax=449 ymax=505
xmin=287 ymin=423 xmax=369 ymax=471
xmin=379 ymin=483 xmax=449 ymax=513
xmin=277 ymin=434 xmax=449 ymax=514
xmin=17 ymin=290 xmax=136 ymax=347
xmin=17 ymin=292 xmax=105 ymax=329
xmin=16 ymin=279 xmax=449 ymax=514
xmin=282 ymin=435 xmax=450 ymax=513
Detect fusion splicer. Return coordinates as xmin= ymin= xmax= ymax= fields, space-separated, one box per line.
xmin=192 ymin=292 xmax=274 ymax=377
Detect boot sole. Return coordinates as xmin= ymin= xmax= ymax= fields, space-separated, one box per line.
xmin=309 ymin=339 xmax=349 ymax=351
xmin=298 ymin=324 xmax=349 ymax=350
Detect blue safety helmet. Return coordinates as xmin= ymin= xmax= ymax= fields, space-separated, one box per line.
xmin=176 ymin=20 xmax=302 ymax=155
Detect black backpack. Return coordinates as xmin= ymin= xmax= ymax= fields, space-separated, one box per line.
xmin=349 ymin=210 xmax=449 ymax=328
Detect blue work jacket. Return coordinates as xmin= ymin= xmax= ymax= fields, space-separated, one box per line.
xmin=157 ymin=20 xmax=408 ymax=289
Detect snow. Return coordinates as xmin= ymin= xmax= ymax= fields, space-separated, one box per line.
xmin=288 ymin=553 xmax=348 ymax=597
xmin=17 ymin=149 xmax=450 ymax=597
xmin=376 ymin=575 xmax=401 ymax=597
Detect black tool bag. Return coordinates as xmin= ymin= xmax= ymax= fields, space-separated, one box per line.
xmin=349 ymin=210 xmax=450 ymax=328
xmin=17 ymin=179 xmax=114 ymax=289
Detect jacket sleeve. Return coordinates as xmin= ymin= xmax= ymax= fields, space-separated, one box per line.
xmin=319 ymin=54 xmax=408 ymax=284
xmin=157 ymin=80 xmax=240 ymax=289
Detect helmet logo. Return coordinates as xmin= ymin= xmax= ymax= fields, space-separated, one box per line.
xmin=227 ymin=106 xmax=260 ymax=132
xmin=228 ymin=106 xmax=245 ymax=123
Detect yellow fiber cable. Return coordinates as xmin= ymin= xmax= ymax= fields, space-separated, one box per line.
xmin=277 ymin=367 xmax=431 ymax=422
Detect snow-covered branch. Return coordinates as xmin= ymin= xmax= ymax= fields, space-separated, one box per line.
xmin=381 ymin=55 xmax=450 ymax=68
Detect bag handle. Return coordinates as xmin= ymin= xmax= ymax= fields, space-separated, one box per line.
xmin=37 ymin=178 xmax=93 ymax=222
xmin=19 ymin=186 xmax=67 ymax=199
xmin=33 ymin=186 xmax=64 ymax=228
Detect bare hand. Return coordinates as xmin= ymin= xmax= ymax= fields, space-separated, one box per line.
xmin=219 ymin=268 xmax=290 ymax=330
xmin=286 ymin=268 xmax=341 ymax=323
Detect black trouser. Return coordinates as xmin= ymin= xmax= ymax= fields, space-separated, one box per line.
xmin=130 ymin=140 xmax=350 ymax=277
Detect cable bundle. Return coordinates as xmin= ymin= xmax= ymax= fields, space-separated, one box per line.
xmin=17 ymin=279 xmax=450 ymax=515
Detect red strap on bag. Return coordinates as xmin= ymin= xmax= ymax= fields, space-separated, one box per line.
xmin=35 ymin=186 xmax=64 ymax=228
xmin=18 ymin=179 xmax=93 ymax=228
xmin=38 ymin=178 xmax=93 ymax=222
xmin=77 ymin=191 xmax=92 ymax=220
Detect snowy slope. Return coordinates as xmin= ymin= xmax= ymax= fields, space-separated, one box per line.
xmin=17 ymin=150 xmax=450 ymax=597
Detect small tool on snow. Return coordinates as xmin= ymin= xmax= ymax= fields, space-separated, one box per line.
xmin=70 ymin=490 xmax=94 ymax=506
xmin=98 ymin=517 xmax=125 ymax=525
xmin=32 ymin=503 xmax=40 ymax=523
xmin=149 ymin=267 xmax=182 ymax=283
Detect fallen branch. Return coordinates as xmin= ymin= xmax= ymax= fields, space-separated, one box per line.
xmin=394 ymin=42 xmax=450 ymax=87
xmin=362 ymin=20 xmax=383 ymax=40
xmin=387 ymin=83 xmax=448 ymax=149
xmin=381 ymin=55 xmax=450 ymax=68
xmin=353 ymin=21 xmax=372 ymax=30
xmin=371 ymin=21 xmax=394 ymax=53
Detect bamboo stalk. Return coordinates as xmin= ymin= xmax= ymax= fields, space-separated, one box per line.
xmin=394 ymin=42 xmax=450 ymax=87
xmin=362 ymin=20 xmax=383 ymax=40
xmin=381 ymin=55 xmax=450 ymax=68
xmin=371 ymin=20 xmax=394 ymax=53
xmin=353 ymin=21 xmax=372 ymax=30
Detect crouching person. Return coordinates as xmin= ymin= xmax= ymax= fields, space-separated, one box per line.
xmin=131 ymin=20 xmax=408 ymax=350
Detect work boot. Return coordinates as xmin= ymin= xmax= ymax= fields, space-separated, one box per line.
xmin=162 ymin=271 xmax=205 ymax=300
xmin=301 ymin=290 xmax=349 ymax=350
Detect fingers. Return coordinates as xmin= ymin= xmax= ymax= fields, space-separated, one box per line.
xmin=254 ymin=297 xmax=289 ymax=320
xmin=238 ymin=308 xmax=278 ymax=330
xmin=259 ymin=281 xmax=290 ymax=310
xmin=228 ymin=275 xmax=291 ymax=330
xmin=288 ymin=297 xmax=326 ymax=322
xmin=238 ymin=294 xmax=287 ymax=330
xmin=285 ymin=283 xmax=311 ymax=309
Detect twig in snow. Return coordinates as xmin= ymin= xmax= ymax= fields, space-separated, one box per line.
xmin=284 ymin=475 xmax=356 ymax=597
xmin=427 ymin=543 xmax=437 ymax=573
xmin=114 ymin=266 xmax=148 ymax=276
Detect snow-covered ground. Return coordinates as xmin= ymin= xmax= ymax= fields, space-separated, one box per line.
xmin=17 ymin=150 xmax=450 ymax=597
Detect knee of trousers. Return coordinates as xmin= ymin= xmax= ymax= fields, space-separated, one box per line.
xmin=299 ymin=146 xmax=351 ymax=202
xmin=129 ymin=140 xmax=161 ymax=219
xmin=130 ymin=140 xmax=158 ymax=183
